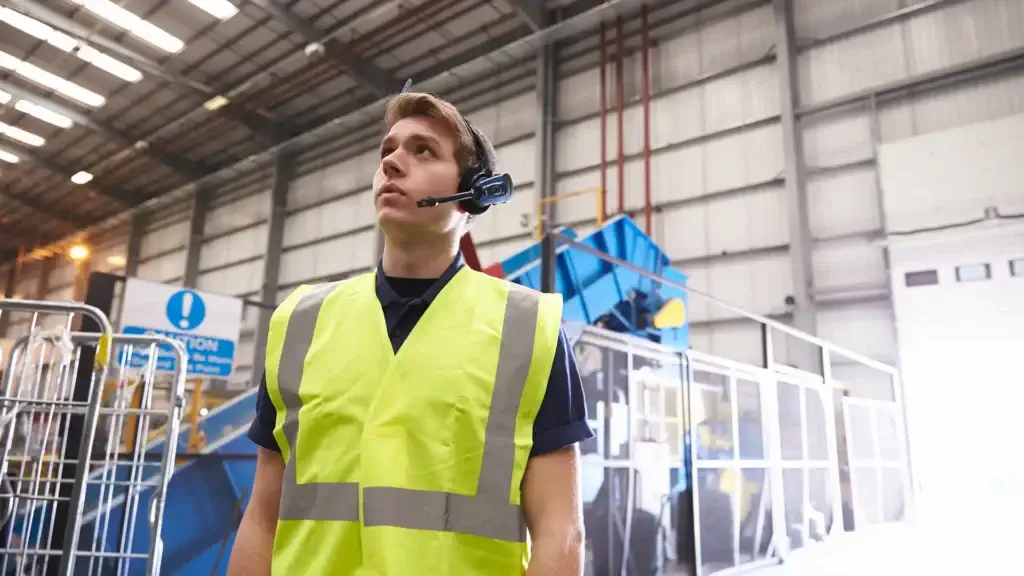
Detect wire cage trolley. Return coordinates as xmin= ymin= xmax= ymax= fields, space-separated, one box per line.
xmin=0 ymin=299 xmax=188 ymax=576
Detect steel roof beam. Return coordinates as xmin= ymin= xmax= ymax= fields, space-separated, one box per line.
xmin=0 ymin=80 xmax=212 ymax=181
xmin=1 ymin=141 xmax=134 ymax=206
xmin=6 ymin=0 xmax=292 ymax=142
xmin=245 ymin=0 xmax=404 ymax=97
xmin=0 ymin=185 xmax=85 ymax=227
xmin=506 ymin=0 xmax=547 ymax=31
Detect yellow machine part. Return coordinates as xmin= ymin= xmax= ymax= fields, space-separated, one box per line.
xmin=654 ymin=297 xmax=686 ymax=329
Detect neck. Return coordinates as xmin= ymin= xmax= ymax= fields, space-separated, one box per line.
xmin=381 ymin=232 xmax=459 ymax=278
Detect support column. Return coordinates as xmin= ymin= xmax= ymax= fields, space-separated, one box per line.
xmin=250 ymin=152 xmax=293 ymax=389
xmin=183 ymin=187 xmax=210 ymax=288
xmin=35 ymin=257 xmax=54 ymax=300
xmin=536 ymin=25 xmax=557 ymax=294
xmin=0 ymin=252 xmax=19 ymax=336
xmin=774 ymin=0 xmax=818 ymax=368
xmin=125 ymin=212 xmax=146 ymax=277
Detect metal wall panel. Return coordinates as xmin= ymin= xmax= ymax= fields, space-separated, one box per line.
xmin=196 ymin=259 xmax=265 ymax=296
xmin=793 ymin=0 xmax=899 ymax=39
xmin=799 ymin=24 xmax=908 ymax=105
xmin=683 ymin=251 xmax=793 ymax=324
xmin=205 ymin=189 xmax=271 ymax=237
xmin=807 ymin=165 xmax=881 ymax=239
xmin=136 ymin=250 xmax=186 ymax=284
xmin=812 ymin=240 xmax=889 ymax=293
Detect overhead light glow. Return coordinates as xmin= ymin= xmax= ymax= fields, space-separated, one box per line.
xmin=14 ymin=99 xmax=73 ymax=128
xmin=203 ymin=95 xmax=229 ymax=111
xmin=0 ymin=50 xmax=106 ymax=107
xmin=0 ymin=89 xmax=74 ymax=128
xmin=0 ymin=7 xmax=142 ymax=82
xmin=0 ymin=120 xmax=45 ymax=147
xmin=106 ymin=255 xmax=127 ymax=267
xmin=69 ymin=0 xmax=185 ymax=53
xmin=71 ymin=171 xmax=94 ymax=185
xmin=0 ymin=148 xmax=19 ymax=164
xmin=69 ymin=244 xmax=90 ymax=261
xmin=187 ymin=0 xmax=238 ymax=20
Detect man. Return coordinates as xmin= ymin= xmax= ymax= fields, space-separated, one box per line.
xmin=228 ymin=92 xmax=594 ymax=576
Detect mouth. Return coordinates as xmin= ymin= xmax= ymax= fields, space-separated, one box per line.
xmin=377 ymin=183 xmax=406 ymax=198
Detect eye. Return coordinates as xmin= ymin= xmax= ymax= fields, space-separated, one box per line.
xmin=414 ymin=145 xmax=435 ymax=157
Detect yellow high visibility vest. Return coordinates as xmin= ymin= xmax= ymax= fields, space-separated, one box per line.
xmin=264 ymin=267 xmax=563 ymax=575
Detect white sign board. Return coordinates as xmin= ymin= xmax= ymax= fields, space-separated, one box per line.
xmin=119 ymin=278 xmax=243 ymax=378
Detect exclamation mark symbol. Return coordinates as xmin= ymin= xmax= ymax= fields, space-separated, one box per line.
xmin=179 ymin=292 xmax=193 ymax=329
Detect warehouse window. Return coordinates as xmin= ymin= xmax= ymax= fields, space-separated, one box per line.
xmin=1011 ymin=258 xmax=1024 ymax=278
xmin=904 ymin=269 xmax=938 ymax=287
xmin=956 ymin=263 xmax=991 ymax=283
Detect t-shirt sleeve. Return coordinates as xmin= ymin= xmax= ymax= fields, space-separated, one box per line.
xmin=530 ymin=328 xmax=596 ymax=457
xmin=247 ymin=373 xmax=281 ymax=452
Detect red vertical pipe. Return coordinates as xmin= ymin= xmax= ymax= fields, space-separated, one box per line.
xmin=615 ymin=16 xmax=625 ymax=216
xmin=599 ymin=23 xmax=608 ymax=222
xmin=641 ymin=4 xmax=652 ymax=236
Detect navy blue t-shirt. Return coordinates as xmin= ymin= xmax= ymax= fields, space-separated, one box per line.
xmin=247 ymin=256 xmax=595 ymax=458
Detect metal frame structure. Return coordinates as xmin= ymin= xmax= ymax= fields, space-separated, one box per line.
xmin=0 ymin=299 xmax=188 ymax=575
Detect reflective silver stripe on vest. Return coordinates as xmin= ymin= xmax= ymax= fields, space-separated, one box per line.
xmin=277 ymin=282 xmax=360 ymax=522
xmin=362 ymin=283 xmax=539 ymax=542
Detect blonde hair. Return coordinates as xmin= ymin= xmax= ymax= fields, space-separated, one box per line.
xmin=384 ymin=92 xmax=476 ymax=171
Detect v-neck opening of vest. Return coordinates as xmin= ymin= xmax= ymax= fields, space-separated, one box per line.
xmin=372 ymin=265 xmax=469 ymax=361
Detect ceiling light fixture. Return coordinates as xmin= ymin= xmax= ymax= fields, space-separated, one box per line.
xmin=69 ymin=0 xmax=185 ymax=54
xmin=14 ymin=99 xmax=73 ymax=128
xmin=71 ymin=171 xmax=94 ymax=185
xmin=0 ymin=50 xmax=105 ymax=107
xmin=187 ymin=0 xmax=238 ymax=20
xmin=0 ymin=120 xmax=45 ymax=147
xmin=0 ymin=148 xmax=19 ymax=164
xmin=0 ymin=7 xmax=142 ymax=82
xmin=69 ymin=244 xmax=90 ymax=261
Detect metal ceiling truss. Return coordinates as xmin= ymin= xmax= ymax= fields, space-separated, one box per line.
xmin=506 ymin=0 xmax=548 ymax=30
xmin=1 ymin=140 xmax=134 ymax=206
xmin=245 ymin=0 xmax=404 ymax=97
xmin=0 ymin=81 xmax=213 ymax=181
xmin=6 ymin=0 xmax=295 ymax=143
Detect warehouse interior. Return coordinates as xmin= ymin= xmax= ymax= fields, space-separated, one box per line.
xmin=0 ymin=0 xmax=1022 ymax=574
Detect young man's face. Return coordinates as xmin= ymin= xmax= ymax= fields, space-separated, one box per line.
xmin=373 ymin=115 xmax=464 ymax=235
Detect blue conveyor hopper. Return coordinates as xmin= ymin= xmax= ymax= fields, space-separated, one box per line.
xmin=499 ymin=215 xmax=689 ymax=349
xmin=62 ymin=215 xmax=689 ymax=575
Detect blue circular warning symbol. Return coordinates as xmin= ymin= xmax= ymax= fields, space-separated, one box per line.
xmin=167 ymin=289 xmax=206 ymax=331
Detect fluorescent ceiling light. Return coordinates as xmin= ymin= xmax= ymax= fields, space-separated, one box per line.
xmin=0 ymin=120 xmax=45 ymax=147
xmin=69 ymin=0 xmax=185 ymax=53
xmin=0 ymin=89 xmax=74 ymax=128
xmin=71 ymin=171 xmax=94 ymax=184
xmin=203 ymin=95 xmax=229 ymax=111
xmin=0 ymin=148 xmax=19 ymax=164
xmin=14 ymin=99 xmax=74 ymax=128
xmin=187 ymin=0 xmax=238 ymax=20
xmin=0 ymin=50 xmax=105 ymax=107
xmin=0 ymin=7 xmax=142 ymax=82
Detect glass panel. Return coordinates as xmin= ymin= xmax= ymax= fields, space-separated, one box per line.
xmin=697 ymin=468 xmax=738 ymax=572
xmin=847 ymin=404 xmax=876 ymax=462
xmin=851 ymin=466 xmax=881 ymax=526
xmin=736 ymin=379 xmax=764 ymax=460
xmin=808 ymin=467 xmax=833 ymax=541
xmin=882 ymin=467 xmax=906 ymax=522
xmin=782 ymin=468 xmax=805 ymax=550
xmin=877 ymin=409 xmax=901 ymax=462
xmin=778 ymin=382 xmax=803 ymax=460
xmin=739 ymin=468 xmax=772 ymax=562
xmin=804 ymin=387 xmax=830 ymax=462
xmin=693 ymin=370 xmax=733 ymax=461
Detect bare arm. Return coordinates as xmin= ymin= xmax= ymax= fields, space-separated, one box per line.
xmin=523 ymin=445 xmax=586 ymax=576
xmin=227 ymin=447 xmax=284 ymax=576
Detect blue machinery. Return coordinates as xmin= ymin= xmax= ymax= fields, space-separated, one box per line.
xmin=73 ymin=215 xmax=694 ymax=574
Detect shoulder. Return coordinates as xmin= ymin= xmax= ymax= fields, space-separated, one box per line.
xmin=274 ymin=274 xmax=373 ymax=313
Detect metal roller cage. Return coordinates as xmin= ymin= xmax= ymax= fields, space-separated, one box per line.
xmin=0 ymin=299 xmax=188 ymax=576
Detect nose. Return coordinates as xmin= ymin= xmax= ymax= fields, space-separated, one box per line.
xmin=381 ymin=152 xmax=403 ymax=179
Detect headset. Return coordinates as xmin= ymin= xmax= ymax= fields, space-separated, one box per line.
xmin=397 ymin=80 xmax=513 ymax=215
